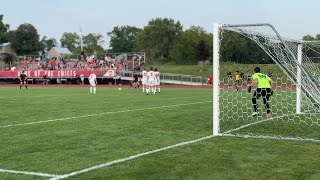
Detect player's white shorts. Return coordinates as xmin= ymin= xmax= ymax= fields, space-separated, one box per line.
xmin=155 ymin=80 xmax=160 ymax=86
xmin=142 ymin=78 xmax=147 ymax=85
xmin=148 ymin=80 xmax=154 ymax=86
xmin=89 ymin=80 xmax=96 ymax=86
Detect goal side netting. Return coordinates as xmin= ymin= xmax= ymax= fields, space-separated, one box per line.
xmin=213 ymin=23 xmax=320 ymax=142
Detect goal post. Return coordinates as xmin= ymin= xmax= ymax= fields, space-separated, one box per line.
xmin=212 ymin=24 xmax=221 ymax=136
xmin=296 ymin=43 xmax=302 ymax=114
xmin=212 ymin=23 xmax=320 ymax=142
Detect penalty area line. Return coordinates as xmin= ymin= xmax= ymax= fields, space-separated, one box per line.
xmin=50 ymin=135 xmax=215 ymax=180
xmin=1 ymin=101 xmax=212 ymax=128
xmin=0 ymin=168 xmax=58 ymax=178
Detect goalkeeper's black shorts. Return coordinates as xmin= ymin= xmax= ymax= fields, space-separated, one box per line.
xmin=253 ymin=88 xmax=273 ymax=99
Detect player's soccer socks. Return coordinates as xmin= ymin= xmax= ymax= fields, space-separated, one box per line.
xmin=20 ymin=85 xmax=22 ymax=89
xmin=158 ymin=87 xmax=160 ymax=93
xmin=93 ymin=87 xmax=96 ymax=94
xmin=90 ymin=87 xmax=93 ymax=93
xmin=26 ymin=86 xmax=28 ymax=90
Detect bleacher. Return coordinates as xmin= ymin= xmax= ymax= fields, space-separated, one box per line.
xmin=0 ymin=53 xmax=146 ymax=85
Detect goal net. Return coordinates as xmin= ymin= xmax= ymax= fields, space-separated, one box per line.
xmin=213 ymin=23 xmax=320 ymax=142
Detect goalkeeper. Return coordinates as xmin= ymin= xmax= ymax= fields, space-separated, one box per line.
xmin=251 ymin=67 xmax=273 ymax=116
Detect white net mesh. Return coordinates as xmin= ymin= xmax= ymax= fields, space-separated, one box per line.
xmin=216 ymin=24 xmax=320 ymax=142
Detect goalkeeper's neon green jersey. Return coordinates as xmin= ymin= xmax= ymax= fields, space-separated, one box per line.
xmin=252 ymin=73 xmax=271 ymax=88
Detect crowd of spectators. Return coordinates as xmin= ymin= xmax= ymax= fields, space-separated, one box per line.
xmin=9 ymin=54 xmax=143 ymax=72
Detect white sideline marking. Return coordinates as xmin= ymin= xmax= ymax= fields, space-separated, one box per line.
xmin=0 ymin=168 xmax=58 ymax=178
xmin=223 ymin=114 xmax=292 ymax=134
xmin=0 ymin=101 xmax=212 ymax=128
xmin=0 ymin=94 xmax=88 ymax=99
xmin=50 ymin=135 xmax=214 ymax=180
xmin=221 ymin=133 xmax=320 ymax=143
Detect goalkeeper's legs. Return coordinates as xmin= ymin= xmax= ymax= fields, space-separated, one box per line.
xmin=252 ymin=89 xmax=261 ymax=115
xmin=262 ymin=88 xmax=272 ymax=115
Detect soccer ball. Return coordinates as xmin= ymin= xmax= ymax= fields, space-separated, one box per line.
xmin=119 ymin=88 xmax=121 ymax=90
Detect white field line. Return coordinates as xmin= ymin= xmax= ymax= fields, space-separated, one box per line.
xmin=0 ymin=94 xmax=88 ymax=99
xmin=50 ymin=135 xmax=215 ymax=180
xmin=222 ymin=114 xmax=293 ymax=134
xmin=0 ymin=92 xmax=141 ymax=99
xmin=0 ymin=101 xmax=212 ymax=128
xmin=220 ymin=133 xmax=320 ymax=143
xmin=0 ymin=168 xmax=58 ymax=178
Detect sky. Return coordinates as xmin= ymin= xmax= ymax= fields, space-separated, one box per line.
xmin=1 ymin=0 xmax=320 ymax=48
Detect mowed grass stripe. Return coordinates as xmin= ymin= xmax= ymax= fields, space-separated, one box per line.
xmin=68 ymin=137 xmax=320 ymax=180
xmin=0 ymin=87 xmax=212 ymax=175
xmin=1 ymin=101 xmax=212 ymax=128
xmin=0 ymin=96 xmax=211 ymax=126
xmin=0 ymin=88 xmax=212 ymax=125
xmin=1 ymin=105 xmax=212 ymax=174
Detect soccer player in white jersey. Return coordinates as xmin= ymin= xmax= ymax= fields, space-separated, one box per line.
xmin=141 ymin=68 xmax=148 ymax=93
xmin=154 ymin=68 xmax=160 ymax=93
xmin=88 ymin=70 xmax=97 ymax=94
xmin=147 ymin=67 xmax=155 ymax=95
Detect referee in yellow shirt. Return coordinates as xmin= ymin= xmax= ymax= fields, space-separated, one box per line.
xmin=251 ymin=67 xmax=273 ymax=116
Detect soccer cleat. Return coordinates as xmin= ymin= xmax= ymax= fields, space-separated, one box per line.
xmin=252 ymin=112 xmax=260 ymax=116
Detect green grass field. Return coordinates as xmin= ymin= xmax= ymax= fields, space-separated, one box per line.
xmin=1 ymin=86 xmax=320 ymax=180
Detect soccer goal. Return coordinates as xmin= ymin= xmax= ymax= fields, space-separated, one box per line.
xmin=213 ymin=23 xmax=320 ymax=142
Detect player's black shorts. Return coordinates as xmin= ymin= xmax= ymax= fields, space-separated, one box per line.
xmin=20 ymin=80 xmax=27 ymax=84
xmin=253 ymin=88 xmax=273 ymax=99
xmin=235 ymin=80 xmax=240 ymax=85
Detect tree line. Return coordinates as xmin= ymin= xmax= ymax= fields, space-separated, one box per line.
xmin=1 ymin=14 xmax=320 ymax=65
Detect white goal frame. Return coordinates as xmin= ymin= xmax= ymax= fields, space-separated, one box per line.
xmin=212 ymin=23 xmax=320 ymax=142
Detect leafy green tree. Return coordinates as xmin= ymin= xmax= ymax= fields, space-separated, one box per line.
xmin=40 ymin=36 xmax=58 ymax=54
xmin=108 ymin=25 xmax=140 ymax=53
xmin=197 ymin=40 xmax=209 ymax=61
xmin=303 ymin=35 xmax=315 ymax=41
xmin=60 ymin=32 xmax=80 ymax=52
xmin=5 ymin=23 xmax=41 ymax=55
xmin=135 ymin=18 xmax=183 ymax=63
xmin=2 ymin=53 xmax=14 ymax=64
xmin=170 ymin=26 xmax=212 ymax=64
xmin=302 ymin=35 xmax=320 ymax=61
xmin=0 ymin=15 xmax=9 ymax=43
xmin=83 ymin=33 xmax=104 ymax=54
xmin=219 ymin=31 xmax=271 ymax=64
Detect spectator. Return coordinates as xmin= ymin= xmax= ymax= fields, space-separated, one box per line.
xmin=80 ymin=74 xmax=84 ymax=85
xmin=240 ymin=72 xmax=245 ymax=79
xmin=227 ymin=71 xmax=232 ymax=85
xmin=208 ymin=74 xmax=213 ymax=87
xmin=43 ymin=74 xmax=48 ymax=85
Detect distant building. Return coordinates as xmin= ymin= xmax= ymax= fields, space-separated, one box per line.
xmin=48 ymin=47 xmax=72 ymax=58
xmin=0 ymin=42 xmax=16 ymax=55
